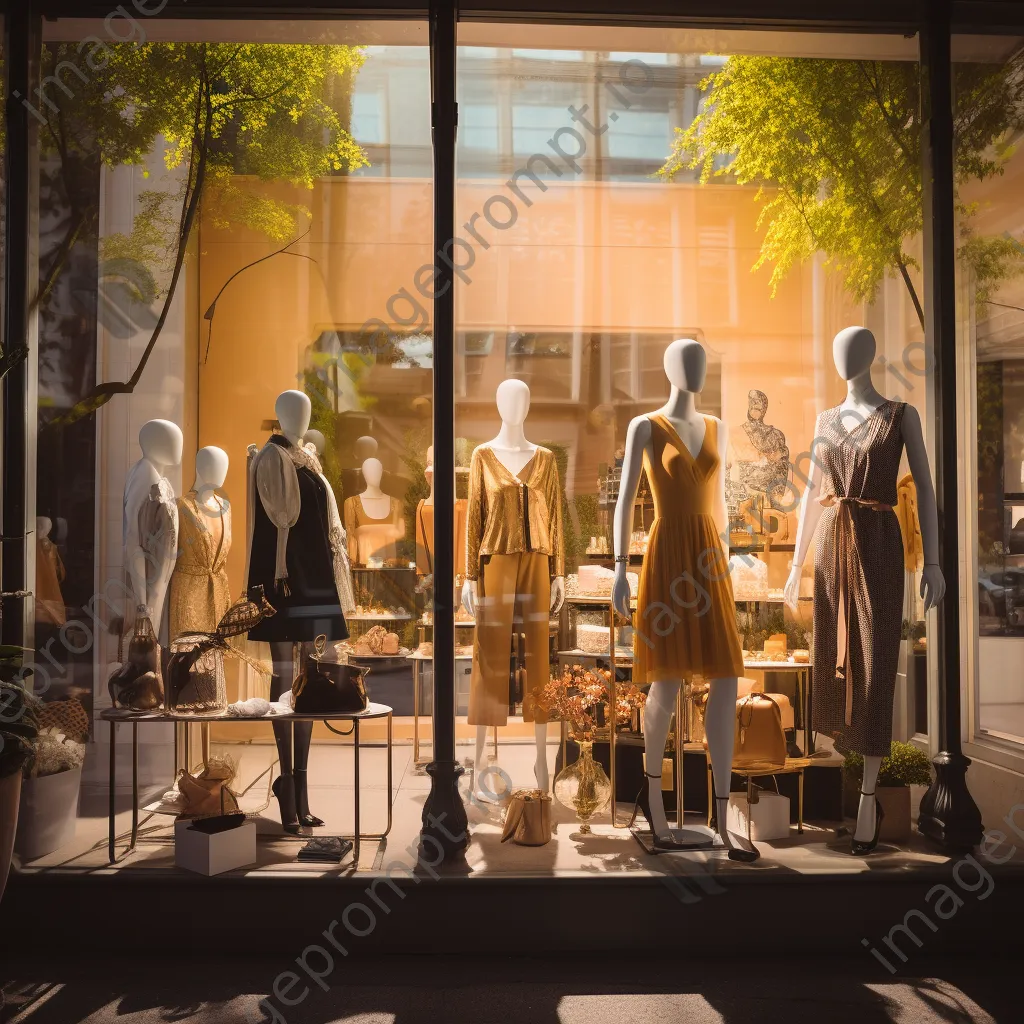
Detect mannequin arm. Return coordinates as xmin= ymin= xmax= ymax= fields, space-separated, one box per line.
xmin=462 ymin=579 xmax=477 ymax=617
xmin=612 ymin=416 xmax=650 ymax=621
xmin=784 ymin=429 xmax=825 ymax=610
xmin=714 ymin=419 xmax=729 ymax=542
xmin=902 ymin=404 xmax=945 ymax=610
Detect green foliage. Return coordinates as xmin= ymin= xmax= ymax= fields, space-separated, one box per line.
xmin=843 ymin=741 xmax=933 ymax=787
xmin=38 ymin=41 xmax=369 ymax=421
xmin=662 ymin=55 xmax=1024 ymax=323
xmin=0 ymin=652 xmax=39 ymax=780
xmin=737 ymin=604 xmax=809 ymax=651
xmin=302 ymin=368 xmax=344 ymax=507
xmin=399 ymin=427 xmax=433 ymax=546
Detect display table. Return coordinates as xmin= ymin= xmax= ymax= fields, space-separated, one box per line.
xmin=100 ymin=702 xmax=393 ymax=868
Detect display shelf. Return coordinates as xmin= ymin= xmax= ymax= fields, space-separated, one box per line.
xmin=564 ymin=594 xmax=635 ymax=608
xmin=347 ymin=613 xmax=413 ymax=622
xmin=350 ymin=564 xmax=418 ymax=572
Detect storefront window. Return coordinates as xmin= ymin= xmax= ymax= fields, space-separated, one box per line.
xmin=953 ymin=36 xmax=1024 ymax=749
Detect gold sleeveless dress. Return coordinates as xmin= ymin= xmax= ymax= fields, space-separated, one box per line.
xmin=168 ymin=490 xmax=231 ymax=639
xmin=633 ymin=414 xmax=743 ymax=683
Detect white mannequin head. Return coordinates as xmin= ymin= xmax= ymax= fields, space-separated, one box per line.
xmin=36 ymin=516 xmax=52 ymax=541
xmin=275 ymin=390 xmax=311 ymax=442
xmin=663 ymin=339 xmax=706 ymax=394
xmin=356 ymin=435 xmax=379 ymax=462
xmin=194 ymin=446 xmax=229 ymax=489
xmin=139 ymin=419 xmax=183 ymax=470
xmin=496 ymin=379 xmax=531 ymax=425
xmin=304 ymin=428 xmax=326 ymax=456
xmin=362 ymin=457 xmax=384 ymax=490
xmin=833 ymin=326 xmax=876 ymax=381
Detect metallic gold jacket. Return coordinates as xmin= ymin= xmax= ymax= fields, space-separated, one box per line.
xmin=465 ymin=445 xmax=564 ymax=580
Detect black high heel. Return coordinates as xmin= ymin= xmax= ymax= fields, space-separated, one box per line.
xmin=851 ymin=790 xmax=885 ymax=855
xmin=629 ymin=771 xmax=691 ymax=851
xmin=272 ymin=773 xmax=302 ymax=835
xmin=294 ymin=769 xmax=324 ymax=828
xmin=714 ymin=796 xmax=760 ymax=863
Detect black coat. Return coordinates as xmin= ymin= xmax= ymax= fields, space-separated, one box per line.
xmin=247 ymin=434 xmax=348 ymax=642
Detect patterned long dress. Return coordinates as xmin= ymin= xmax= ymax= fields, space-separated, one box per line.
xmin=812 ymin=400 xmax=907 ymax=757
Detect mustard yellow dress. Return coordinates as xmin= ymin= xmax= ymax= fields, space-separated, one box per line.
xmin=633 ymin=414 xmax=743 ymax=683
xmin=168 ymin=491 xmax=231 ymax=639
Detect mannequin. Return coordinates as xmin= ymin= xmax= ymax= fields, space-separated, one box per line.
xmin=612 ymin=340 xmax=756 ymax=860
xmin=784 ymin=326 xmax=945 ymax=853
xmin=304 ymin=428 xmax=326 ymax=457
xmin=35 ymin=516 xmax=66 ymax=628
xmin=416 ymin=445 xmax=469 ymax=578
xmin=169 ymin=446 xmax=232 ymax=639
xmin=343 ymin=458 xmax=404 ymax=566
xmin=123 ymin=419 xmax=183 ymax=635
xmin=463 ymin=379 xmax=565 ymax=800
xmin=247 ymin=391 xmax=349 ymax=833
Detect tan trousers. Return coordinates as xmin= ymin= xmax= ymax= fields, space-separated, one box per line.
xmin=469 ymin=551 xmax=552 ymax=726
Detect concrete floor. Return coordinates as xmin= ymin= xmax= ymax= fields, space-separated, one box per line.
xmin=0 ymin=953 xmax=1016 ymax=1023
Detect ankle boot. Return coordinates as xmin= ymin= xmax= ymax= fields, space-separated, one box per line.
xmin=272 ymin=773 xmax=301 ymax=834
xmin=294 ymin=768 xmax=324 ymax=827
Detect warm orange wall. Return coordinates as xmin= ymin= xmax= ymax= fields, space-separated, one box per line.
xmin=197 ymin=174 xmax=901 ymax=609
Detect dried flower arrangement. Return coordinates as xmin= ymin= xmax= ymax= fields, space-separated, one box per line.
xmin=539 ymin=664 xmax=646 ymax=740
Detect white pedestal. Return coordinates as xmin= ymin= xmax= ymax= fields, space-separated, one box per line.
xmin=727 ymin=791 xmax=791 ymax=841
xmin=174 ymin=818 xmax=257 ymax=876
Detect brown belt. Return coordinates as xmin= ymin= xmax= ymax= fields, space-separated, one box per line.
xmin=818 ymin=494 xmax=893 ymax=727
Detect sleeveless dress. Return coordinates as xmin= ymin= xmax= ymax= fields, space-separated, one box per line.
xmin=812 ymin=400 xmax=907 ymax=756
xmin=633 ymin=414 xmax=743 ymax=683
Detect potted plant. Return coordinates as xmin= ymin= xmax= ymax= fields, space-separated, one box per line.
xmin=842 ymin=741 xmax=933 ymax=842
xmin=1 ymin=649 xmax=38 ymax=902
xmin=15 ymin=699 xmax=89 ymax=861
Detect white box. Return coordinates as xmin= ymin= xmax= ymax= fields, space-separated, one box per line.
xmin=727 ymin=791 xmax=791 ymax=841
xmin=174 ymin=818 xmax=257 ymax=876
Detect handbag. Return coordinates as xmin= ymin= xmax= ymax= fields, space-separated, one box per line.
xmin=500 ymin=789 xmax=552 ymax=846
xmin=733 ymin=692 xmax=788 ymax=770
xmin=292 ymin=636 xmax=369 ymax=714
xmin=177 ymin=756 xmax=240 ymax=819
xmin=108 ymin=615 xmax=164 ymax=711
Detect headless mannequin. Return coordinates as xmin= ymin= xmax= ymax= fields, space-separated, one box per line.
xmin=462 ymin=380 xmax=565 ymax=798
xmin=270 ymin=391 xmax=322 ymax=831
xmin=358 ymin=458 xmax=391 ymax=520
xmin=613 ymin=340 xmax=754 ymax=858
xmin=784 ymin=326 xmax=945 ymax=847
xmin=124 ymin=419 xmax=183 ymax=628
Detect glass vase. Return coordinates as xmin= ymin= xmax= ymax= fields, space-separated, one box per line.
xmin=553 ymin=739 xmax=611 ymax=837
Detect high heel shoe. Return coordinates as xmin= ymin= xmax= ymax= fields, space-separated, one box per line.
xmin=714 ymin=796 xmax=760 ymax=863
xmin=294 ymin=769 xmax=324 ymax=828
xmin=628 ymin=772 xmax=691 ymax=851
xmin=851 ymin=790 xmax=885 ymax=855
xmin=272 ymin=773 xmax=302 ymax=835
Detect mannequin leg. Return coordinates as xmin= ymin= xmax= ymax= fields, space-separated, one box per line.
xmin=534 ymin=722 xmax=549 ymax=792
xmin=854 ymin=754 xmax=883 ymax=844
xmin=473 ymin=724 xmax=495 ymax=802
xmin=269 ymin=642 xmax=300 ymax=833
xmin=705 ymin=675 xmax=758 ymax=861
xmin=639 ymin=680 xmax=680 ymax=840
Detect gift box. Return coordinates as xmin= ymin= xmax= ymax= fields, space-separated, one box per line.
xmin=727 ymin=791 xmax=791 ymax=841
xmin=174 ymin=817 xmax=256 ymax=876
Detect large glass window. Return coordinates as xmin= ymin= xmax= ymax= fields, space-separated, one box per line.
xmin=953 ymin=35 xmax=1024 ymax=748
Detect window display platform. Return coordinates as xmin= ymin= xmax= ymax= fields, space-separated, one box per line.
xmin=6 ymin=730 xmax=1024 ymax=956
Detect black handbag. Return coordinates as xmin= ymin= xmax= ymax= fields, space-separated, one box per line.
xmin=108 ymin=615 xmax=164 ymax=711
xmin=292 ymin=636 xmax=369 ymax=714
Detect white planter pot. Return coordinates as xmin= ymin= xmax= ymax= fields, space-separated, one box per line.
xmin=0 ymin=772 xmax=21 ymax=903
xmin=15 ymin=765 xmax=82 ymax=861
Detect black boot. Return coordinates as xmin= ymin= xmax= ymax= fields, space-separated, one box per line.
xmin=272 ymin=773 xmax=301 ymax=835
xmin=294 ymin=768 xmax=324 ymax=827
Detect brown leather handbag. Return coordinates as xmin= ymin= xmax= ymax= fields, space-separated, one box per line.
xmin=108 ymin=616 xmax=164 ymax=711
xmin=501 ymin=789 xmax=552 ymax=846
xmin=733 ymin=692 xmax=788 ymax=770
xmin=292 ymin=636 xmax=369 ymax=714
